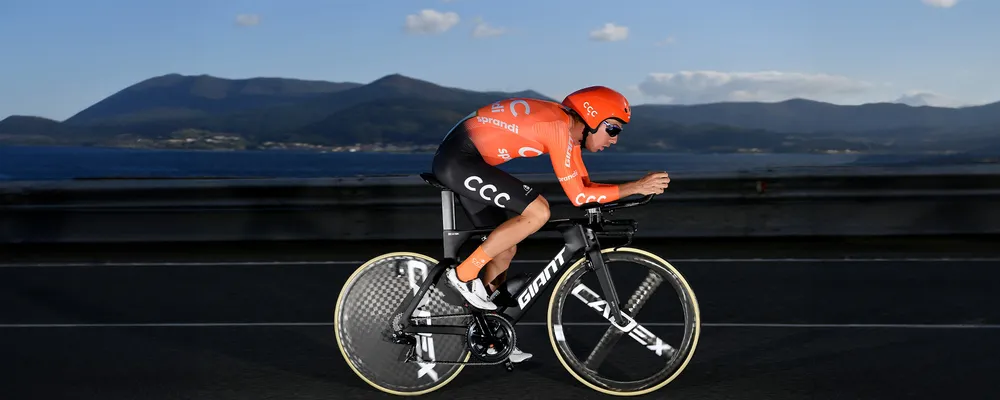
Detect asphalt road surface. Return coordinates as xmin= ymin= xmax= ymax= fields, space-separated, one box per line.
xmin=2 ymin=237 xmax=999 ymax=399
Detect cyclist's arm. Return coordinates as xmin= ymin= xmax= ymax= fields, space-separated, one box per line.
xmin=569 ymin=143 xmax=647 ymax=198
xmin=585 ymin=178 xmax=616 ymax=188
xmin=549 ymin=134 xmax=620 ymax=206
xmin=570 ymin=145 xmax=617 ymax=189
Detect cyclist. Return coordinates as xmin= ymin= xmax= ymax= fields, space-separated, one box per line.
xmin=431 ymin=85 xmax=671 ymax=362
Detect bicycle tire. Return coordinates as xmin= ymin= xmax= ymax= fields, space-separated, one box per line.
xmin=546 ymin=247 xmax=701 ymax=396
xmin=334 ymin=252 xmax=471 ymax=396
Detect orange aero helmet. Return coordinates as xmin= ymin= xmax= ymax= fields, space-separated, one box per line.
xmin=561 ymin=85 xmax=632 ymax=131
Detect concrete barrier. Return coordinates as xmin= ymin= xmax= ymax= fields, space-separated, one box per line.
xmin=2 ymin=167 xmax=1000 ymax=243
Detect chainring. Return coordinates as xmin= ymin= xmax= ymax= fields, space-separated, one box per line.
xmin=466 ymin=314 xmax=517 ymax=363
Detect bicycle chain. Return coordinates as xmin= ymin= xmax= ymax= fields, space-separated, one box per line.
xmin=408 ymin=312 xmax=474 ymax=323
xmin=393 ymin=312 xmax=514 ymax=366
xmin=402 ymin=346 xmax=511 ymax=366
xmin=390 ymin=312 xmax=470 ymax=331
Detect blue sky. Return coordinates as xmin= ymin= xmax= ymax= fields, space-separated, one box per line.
xmin=1 ymin=0 xmax=997 ymax=121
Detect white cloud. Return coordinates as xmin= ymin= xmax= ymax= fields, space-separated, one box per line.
xmin=638 ymin=70 xmax=874 ymax=104
xmin=405 ymin=10 xmax=460 ymax=35
xmin=235 ymin=14 xmax=260 ymax=27
xmin=589 ymin=23 xmax=628 ymax=42
xmin=894 ymin=91 xmax=966 ymax=107
xmin=472 ymin=18 xmax=505 ymax=38
xmin=922 ymin=0 xmax=958 ymax=8
xmin=624 ymin=84 xmax=644 ymax=98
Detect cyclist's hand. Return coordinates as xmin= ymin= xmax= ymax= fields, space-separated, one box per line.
xmin=631 ymin=171 xmax=671 ymax=195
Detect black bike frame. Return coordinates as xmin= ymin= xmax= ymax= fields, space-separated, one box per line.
xmin=396 ymin=177 xmax=649 ymax=337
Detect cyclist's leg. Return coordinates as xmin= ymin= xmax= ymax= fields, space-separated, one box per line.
xmin=432 ymin=128 xmax=548 ymax=309
xmin=454 ymin=196 xmax=517 ymax=292
xmin=457 ymin=196 xmax=545 ymax=363
xmin=477 ymin=196 xmax=549 ymax=263
xmin=434 ymin=151 xmax=547 ymax=284
xmin=484 ymin=245 xmax=514 ymax=293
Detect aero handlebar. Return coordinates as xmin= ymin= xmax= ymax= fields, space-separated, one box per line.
xmin=579 ymin=193 xmax=657 ymax=212
xmin=600 ymin=193 xmax=656 ymax=211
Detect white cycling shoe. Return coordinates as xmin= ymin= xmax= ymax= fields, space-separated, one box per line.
xmin=445 ymin=268 xmax=497 ymax=310
xmin=509 ymin=346 xmax=533 ymax=363
xmin=486 ymin=345 xmax=533 ymax=363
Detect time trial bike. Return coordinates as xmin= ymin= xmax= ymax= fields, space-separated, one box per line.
xmin=334 ymin=172 xmax=701 ymax=396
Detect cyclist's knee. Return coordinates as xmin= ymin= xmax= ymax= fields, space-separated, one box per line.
xmin=522 ymin=196 xmax=551 ymax=224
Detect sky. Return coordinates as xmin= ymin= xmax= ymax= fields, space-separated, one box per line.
xmin=1 ymin=0 xmax=997 ymax=121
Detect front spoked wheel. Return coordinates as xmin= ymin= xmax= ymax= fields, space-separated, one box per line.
xmin=547 ymin=247 xmax=701 ymax=396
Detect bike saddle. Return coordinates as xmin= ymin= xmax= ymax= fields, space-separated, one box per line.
xmin=420 ymin=172 xmax=449 ymax=191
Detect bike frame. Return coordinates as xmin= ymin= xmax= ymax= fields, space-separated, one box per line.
xmin=395 ymin=175 xmax=652 ymax=337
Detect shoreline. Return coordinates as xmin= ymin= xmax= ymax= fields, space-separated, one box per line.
xmin=0 ymin=142 xmax=988 ymax=157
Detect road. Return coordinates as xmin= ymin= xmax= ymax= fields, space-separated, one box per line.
xmin=2 ymin=237 xmax=999 ymax=399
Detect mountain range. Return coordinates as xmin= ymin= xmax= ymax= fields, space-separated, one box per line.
xmin=1 ymin=73 xmax=998 ymax=154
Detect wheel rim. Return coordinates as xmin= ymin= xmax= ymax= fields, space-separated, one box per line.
xmin=334 ymin=252 xmax=471 ymax=396
xmin=546 ymin=247 xmax=701 ymax=396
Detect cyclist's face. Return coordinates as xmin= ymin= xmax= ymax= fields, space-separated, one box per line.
xmin=587 ymin=119 xmax=621 ymax=152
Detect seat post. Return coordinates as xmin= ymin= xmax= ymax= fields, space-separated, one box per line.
xmin=441 ymin=190 xmax=456 ymax=230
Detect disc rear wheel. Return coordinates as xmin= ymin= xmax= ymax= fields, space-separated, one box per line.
xmin=334 ymin=252 xmax=471 ymax=396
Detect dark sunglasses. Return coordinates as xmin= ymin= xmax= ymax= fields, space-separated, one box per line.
xmin=602 ymin=121 xmax=623 ymax=137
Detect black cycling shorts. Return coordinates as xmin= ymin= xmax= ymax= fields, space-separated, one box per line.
xmin=432 ymin=124 xmax=540 ymax=228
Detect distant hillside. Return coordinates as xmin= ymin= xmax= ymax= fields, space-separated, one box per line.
xmin=189 ymin=73 xmax=554 ymax=137
xmin=290 ymin=98 xmax=480 ymax=146
xmin=1 ymin=72 xmax=998 ymax=154
xmin=0 ymin=116 xmax=69 ymax=135
xmin=633 ymin=98 xmax=1000 ymax=134
xmin=64 ymin=74 xmax=362 ymax=126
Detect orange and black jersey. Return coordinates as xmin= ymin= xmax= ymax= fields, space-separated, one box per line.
xmin=458 ymin=98 xmax=620 ymax=206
